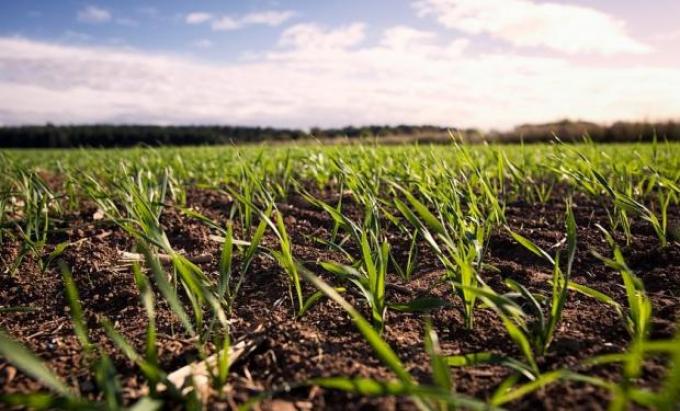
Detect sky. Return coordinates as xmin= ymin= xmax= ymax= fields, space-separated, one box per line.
xmin=1 ymin=0 xmax=680 ymax=130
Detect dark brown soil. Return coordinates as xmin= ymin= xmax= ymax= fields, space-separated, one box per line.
xmin=1 ymin=185 xmax=679 ymax=410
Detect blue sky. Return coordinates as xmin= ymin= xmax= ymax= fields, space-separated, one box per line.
xmin=1 ymin=0 xmax=679 ymax=129
xmin=0 ymin=1 xmax=424 ymax=61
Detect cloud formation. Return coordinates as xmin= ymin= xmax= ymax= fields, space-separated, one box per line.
xmin=1 ymin=28 xmax=678 ymax=129
xmin=185 ymin=10 xmax=296 ymax=31
xmin=278 ymin=23 xmax=366 ymax=49
xmin=186 ymin=12 xmax=213 ymax=25
xmin=77 ymin=6 xmax=112 ymax=24
xmin=242 ymin=11 xmax=297 ymax=27
xmin=414 ymin=0 xmax=651 ymax=55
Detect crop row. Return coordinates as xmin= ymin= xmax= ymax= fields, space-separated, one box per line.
xmin=0 ymin=140 xmax=679 ymax=410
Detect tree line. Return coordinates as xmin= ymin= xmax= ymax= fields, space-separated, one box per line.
xmin=0 ymin=121 xmax=678 ymax=148
xmin=494 ymin=120 xmax=680 ymax=144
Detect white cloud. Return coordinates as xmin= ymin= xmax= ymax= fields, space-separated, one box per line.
xmin=381 ymin=26 xmax=437 ymax=50
xmin=0 ymin=31 xmax=679 ymax=129
xmin=186 ymin=12 xmax=213 ymax=25
xmin=278 ymin=23 xmax=366 ymax=50
xmin=186 ymin=10 xmax=295 ymax=31
xmin=77 ymin=6 xmax=111 ymax=24
xmin=241 ymin=11 xmax=296 ymax=26
xmin=413 ymin=0 xmax=651 ymax=55
xmin=211 ymin=16 xmax=241 ymax=31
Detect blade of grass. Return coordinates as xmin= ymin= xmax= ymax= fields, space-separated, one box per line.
xmin=0 ymin=330 xmax=72 ymax=396
xmin=298 ymin=264 xmax=412 ymax=383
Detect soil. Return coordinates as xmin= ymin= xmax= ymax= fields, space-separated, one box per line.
xmin=1 ymin=184 xmax=679 ymax=410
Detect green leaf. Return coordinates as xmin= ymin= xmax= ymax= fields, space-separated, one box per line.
xmin=299 ymin=288 xmax=345 ymax=317
xmin=507 ymin=229 xmax=555 ymax=265
xmin=298 ymin=265 xmax=412 ymax=383
xmin=320 ymin=261 xmax=362 ymax=278
xmin=491 ymin=370 xmax=564 ymax=406
xmin=0 ymin=393 xmax=57 ymax=410
xmin=360 ymin=231 xmax=378 ymax=289
xmin=565 ymin=201 xmax=577 ymax=277
xmin=544 ymin=260 xmax=568 ymax=355
xmin=308 ymin=377 xmax=496 ymax=410
xmin=100 ymin=317 xmax=165 ymax=384
xmin=424 ymin=320 xmax=452 ymax=392
xmin=656 ymin=337 xmax=680 ymax=410
xmin=567 ymin=281 xmax=622 ymax=315
xmin=583 ymin=353 xmax=630 ymax=366
xmin=0 ymin=330 xmax=72 ymax=396
xmin=59 ymin=260 xmax=92 ymax=351
xmin=180 ymin=207 xmax=225 ymax=234
xmin=172 ymin=253 xmax=228 ymax=329
xmin=132 ymin=263 xmax=158 ymax=372
xmin=214 ymin=334 xmax=231 ymax=389
xmin=504 ymin=278 xmax=544 ymax=329
xmin=310 ymin=376 xmax=408 ymax=396
xmin=302 ymin=192 xmax=360 ymax=241
xmin=397 ymin=186 xmax=446 ymax=236
xmin=94 ymin=355 xmax=122 ymax=411
xmin=445 ymin=352 xmax=502 ymax=367
xmin=139 ymin=243 xmax=195 ymax=336
xmin=43 ymin=241 xmax=69 ymax=272
xmin=218 ymin=222 xmax=234 ymax=297
xmin=242 ymin=205 xmax=271 ymax=273
xmin=500 ymin=314 xmax=538 ymax=375
xmin=445 ymin=352 xmax=535 ymax=379
xmin=591 ymin=169 xmax=615 ymax=197
xmin=454 ymin=284 xmax=525 ymax=320
xmin=393 ymin=198 xmax=421 ymax=229
xmin=0 ymin=393 xmax=92 ymax=410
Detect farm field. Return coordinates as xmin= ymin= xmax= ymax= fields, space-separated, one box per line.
xmin=1 ymin=142 xmax=679 ymax=410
